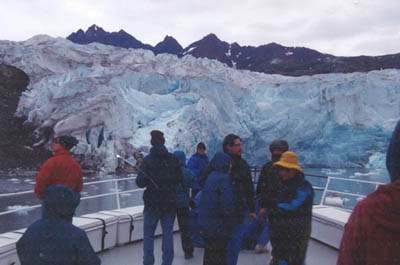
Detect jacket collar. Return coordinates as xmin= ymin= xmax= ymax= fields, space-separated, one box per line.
xmin=150 ymin=145 xmax=168 ymax=155
xmin=54 ymin=149 xmax=70 ymax=156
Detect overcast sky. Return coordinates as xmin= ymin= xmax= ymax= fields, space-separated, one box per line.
xmin=1 ymin=0 xmax=400 ymax=56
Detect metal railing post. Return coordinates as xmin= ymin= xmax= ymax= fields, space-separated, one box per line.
xmin=320 ymin=176 xmax=331 ymax=205
xmin=115 ymin=179 xmax=121 ymax=209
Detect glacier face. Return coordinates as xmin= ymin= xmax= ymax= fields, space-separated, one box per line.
xmin=0 ymin=35 xmax=399 ymax=171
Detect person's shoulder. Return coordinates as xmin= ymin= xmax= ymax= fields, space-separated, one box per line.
xmin=239 ymin=157 xmax=250 ymax=167
xmin=25 ymin=219 xmax=44 ymax=232
xmin=167 ymin=152 xmax=180 ymax=163
xmin=206 ymin=171 xmax=221 ymax=182
xmin=190 ymin=153 xmax=200 ymax=159
xmin=299 ymin=180 xmax=313 ymax=194
xmin=142 ymin=153 xmax=152 ymax=162
xmin=69 ymin=156 xmax=82 ymax=167
xmin=360 ymin=183 xmax=398 ymax=208
xmin=261 ymin=161 xmax=274 ymax=170
xmin=69 ymin=224 xmax=88 ymax=237
xmin=42 ymin=155 xmax=58 ymax=165
xmin=212 ymin=171 xmax=230 ymax=182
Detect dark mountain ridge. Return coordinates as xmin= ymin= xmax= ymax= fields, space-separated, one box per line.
xmin=67 ymin=24 xmax=400 ymax=76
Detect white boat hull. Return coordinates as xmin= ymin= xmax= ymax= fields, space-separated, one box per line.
xmin=311 ymin=205 xmax=351 ymax=249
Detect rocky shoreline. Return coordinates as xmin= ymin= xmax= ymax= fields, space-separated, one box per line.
xmin=0 ymin=64 xmax=52 ymax=170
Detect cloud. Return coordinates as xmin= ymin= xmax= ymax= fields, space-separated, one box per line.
xmin=1 ymin=0 xmax=400 ymax=56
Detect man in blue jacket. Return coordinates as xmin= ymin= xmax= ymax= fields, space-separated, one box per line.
xmin=200 ymin=134 xmax=256 ymax=265
xmin=199 ymin=152 xmax=236 ymax=265
xmin=136 ymin=130 xmax=183 ymax=265
xmin=16 ymin=185 xmax=101 ymax=265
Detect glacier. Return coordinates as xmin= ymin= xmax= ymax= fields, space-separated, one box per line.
xmin=0 ymin=35 xmax=399 ymax=171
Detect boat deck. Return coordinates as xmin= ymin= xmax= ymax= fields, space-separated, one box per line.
xmin=98 ymin=232 xmax=338 ymax=265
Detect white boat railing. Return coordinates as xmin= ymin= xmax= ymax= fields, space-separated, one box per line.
xmin=306 ymin=173 xmax=385 ymax=208
xmin=249 ymin=167 xmax=386 ymax=208
xmin=0 ymin=176 xmax=141 ymax=217
xmin=0 ymin=171 xmax=387 ymax=217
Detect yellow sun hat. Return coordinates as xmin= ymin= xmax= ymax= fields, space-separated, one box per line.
xmin=273 ymin=151 xmax=303 ymax=172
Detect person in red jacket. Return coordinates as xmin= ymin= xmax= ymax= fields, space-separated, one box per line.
xmin=34 ymin=135 xmax=83 ymax=199
xmin=337 ymin=120 xmax=400 ymax=265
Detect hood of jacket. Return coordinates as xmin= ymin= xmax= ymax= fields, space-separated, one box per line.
xmin=210 ymin=152 xmax=232 ymax=173
xmin=44 ymin=185 xmax=81 ymax=220
xmin=386 ymin=120 xmax=400 ymax=183
xmin=366 ymin=180 xmax=400 ymax=232
xmin=173 ymin=151 xmax=186 ymax=167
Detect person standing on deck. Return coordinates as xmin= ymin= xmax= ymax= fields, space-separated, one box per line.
xmin=188 ymin=142 xmax=209 ymax=200
xmin=173 ymin=150 xmax=195 ymax=259
xmin=268 ymin=151 xmax=314 ymax=265
xmin=199 ymin=152 xmax=237 ymax=265
xmin=17 ymin=185 xmax=100 ymax=265
xmin=199 ymin=134 xmax=256 ymax=265
xmin=337 ymin=120 xmax=400 ymax=265
xmin=136 ymin=130 xmax=183 ymax=265
xmin=35 ymin=135 xmax=82 ymax=199
xmin=34 ymin=135 xmax=82 ymax=220
xmin=257 ymin=140 xmax=289 ymax=253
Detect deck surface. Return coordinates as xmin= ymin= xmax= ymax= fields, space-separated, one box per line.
xmin=99 ymin=232 xmax=338 ymax=265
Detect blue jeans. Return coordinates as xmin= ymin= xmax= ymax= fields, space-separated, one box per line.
xmin=227 ymin=222 xmax=247 ymax=265
xmin=258 ymin=223 xmax=270 ymax=245
xmin=143 ymin=210 xmax=175 ymax=265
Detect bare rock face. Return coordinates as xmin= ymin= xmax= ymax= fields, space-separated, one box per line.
xmin=0 ymin=64 xmax=52 ymax=170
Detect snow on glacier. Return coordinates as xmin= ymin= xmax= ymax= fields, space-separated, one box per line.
xmin=0 ymin=35 xmax=399 ymax=172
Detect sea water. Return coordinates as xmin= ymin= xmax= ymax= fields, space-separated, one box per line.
xmin=0 ymin=170 xmax=143 ymax=234
xmin=0 ymin=168 xmax=391 ymax=234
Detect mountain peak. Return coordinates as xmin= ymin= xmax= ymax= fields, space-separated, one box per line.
xmin=87 ymin=24 xmax=105 ymax=33
xmin=202 ymin=33 xmax=220 ymax=42
xmin=66 ymin=26 xmax=400 ymax=76
xmin=163 ymin=35 xmax=175 ymax=41
xmin=154 ymin=35 xmax=183 ymax=55
xmin=67 ymin=25 xmax=152 ymax=50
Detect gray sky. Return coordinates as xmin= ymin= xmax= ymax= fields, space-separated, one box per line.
xmin=1 ymin=0 xmax=400 ymax=56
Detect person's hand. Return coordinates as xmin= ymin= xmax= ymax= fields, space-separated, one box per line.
xmin=189 ymin=199 xmax=196 ymax=209
xmin=259 ymin=208 xmax=267 ymax=218
xmin=248 ymin=212 xmax=257 ymax=221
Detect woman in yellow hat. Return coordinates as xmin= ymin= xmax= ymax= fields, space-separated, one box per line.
xmin=268 ymin=151 xmax=314 ymax=265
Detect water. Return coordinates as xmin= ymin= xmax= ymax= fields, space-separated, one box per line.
xmin=0 ymin=167 xmax=391 ymax=234
xmin=0 ymin=170 xmax=143 ymax=234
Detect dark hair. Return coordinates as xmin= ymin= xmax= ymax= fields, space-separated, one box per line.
xmin=197 ymin=142 xmax=206 ymax=150
xmin=269 ymin=139 xmax=289 ymax=153
xmin=56 ymin=135 xmax=79 ymax=150
xmin=222 ymin=134 xmax=241 ymax=153
xmin=150 ymin=130 xmax=165 ymax=146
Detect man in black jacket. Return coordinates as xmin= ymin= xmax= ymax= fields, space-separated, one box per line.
xmin=258 ymin=139 xmax=289 ymax=215
xmin=200 ymin=133 xmax=256 ymax=265
xmin=136 ymin=130 xmax=183 ymax=265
